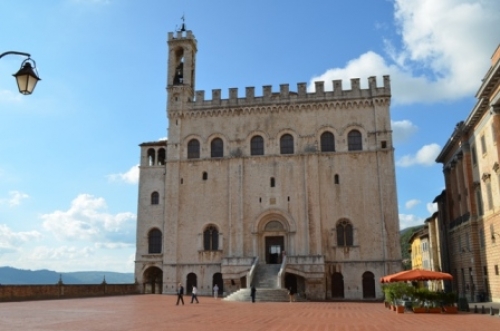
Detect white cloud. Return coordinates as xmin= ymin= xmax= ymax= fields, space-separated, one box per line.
xmin=427 ymin=202 xmax=438 ymax=214
xmin=0 ymin=224 xmax=42 ymax=254
xmin=391 ymin=120 xmax=418 ymax=144
xmin=0 ymin=90 xmax=22 ymax=105
xmin=107 ymin=165 xmax=139 ymax=184
xmin=309 ymin=0 xmax=500 ymax=105
xmin=405 ymin=199 xmax=421 ymax=209
xmin=0 ymin=190 xmax=29 ymax=207
xmin=399 ymin=213 xmax=425 ymax=229
xmin=41 ymin=194 xmax=135 ymax=242
xmin=396 ymin=143 xmax=441 ymax=167
xmin=94 ymin=242 xmax=134 ymax=249
xmin=29 ymin=245 xmax=95 ymax=261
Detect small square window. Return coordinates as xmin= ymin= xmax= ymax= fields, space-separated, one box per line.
xmin=381 ymin=141 xmax=387 ymax=148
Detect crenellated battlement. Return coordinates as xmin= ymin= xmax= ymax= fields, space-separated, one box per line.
xmin=190 ymin=76 xmax=390 ymax=110
xmin=168 ymin=29 xmax=196 ymax=42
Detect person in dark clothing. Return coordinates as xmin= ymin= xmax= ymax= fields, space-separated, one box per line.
xmin=176 ymin=283 xmax=184 ymax=305
xmin=250 ymin=286 xmax=256 ymax=303
xmin=288 ymin=287 xmax=295 ymax=302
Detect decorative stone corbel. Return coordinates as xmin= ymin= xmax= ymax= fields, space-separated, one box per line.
xmin=493 ymin=162 xmax=500 ymax=173
xmin=481 ymin=173 xmax=491 ymax=182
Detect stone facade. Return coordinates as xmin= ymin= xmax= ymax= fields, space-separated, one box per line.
xmin=134 ymin=28 xmax=402 ymax=300
xmin=436 ymin=45 xmax=500 ymax=303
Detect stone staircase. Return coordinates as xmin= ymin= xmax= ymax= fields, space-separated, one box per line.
xmin=224 ymin=288 xmax=290 ymax=302
xmin=225 ymin=264 xmax=304 ymax=302
xmin=253 ymin=264 xmax=280 ymax=288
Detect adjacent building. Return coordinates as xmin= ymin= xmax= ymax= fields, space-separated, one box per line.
xmin=134 ymin=27 xmax=402 ymax=300
xmin=436 ymin=45 xmax=500 ymax=302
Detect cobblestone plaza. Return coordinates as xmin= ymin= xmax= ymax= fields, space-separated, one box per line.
xmin=2 ymin=295 xmax=500 ymax=331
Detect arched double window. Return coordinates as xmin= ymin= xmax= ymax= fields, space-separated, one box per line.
xmin=321 ymin=132 xmax=335 ymax=152
xmin=250 ymin=135 xmax=264 ymax=156
xmin=203 ymin=225 xmax=219 ymax=251
xmin=280 ymin=134 xmax=294 ymax=154
xmin=336 ymin=219 xmax=353 ymax=247
xmin=148 ymin=228 xmax=162 ymax=254
xmin=347 ymin=130 xmax=362 ymax=151
xmin=187 ymin=139 xmax=200 ymax=159
xmin=151 ymin=192 xmax=159 ymax=205
xmin=211 ymin=138 xmax=224 ymax=158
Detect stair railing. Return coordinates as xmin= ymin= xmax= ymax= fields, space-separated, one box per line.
xmin=247 ymin=256 xmax=259 ymax=287
xmin=277 ymin=255 xmax=287 ymax=288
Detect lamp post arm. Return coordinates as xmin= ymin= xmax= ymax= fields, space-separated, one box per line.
xmin=0 ymin=51 xmax=31 ymax=59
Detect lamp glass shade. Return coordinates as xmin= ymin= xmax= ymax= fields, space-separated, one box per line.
xmin=13 ymin=62 xmax=41 ymax=95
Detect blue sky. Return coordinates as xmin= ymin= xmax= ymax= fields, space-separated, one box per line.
xmin=0 ymin=0 xmax=498 ymax=273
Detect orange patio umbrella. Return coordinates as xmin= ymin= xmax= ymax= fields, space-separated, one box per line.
xmin=380 ymin=269 xmax=453 ymax=283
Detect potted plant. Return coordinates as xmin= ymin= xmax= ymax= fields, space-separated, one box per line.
xmin=426 ymin=291 xmax=442 ymax=313
xmin=442 ymin=292 xmax=458 ymax=314
xmin=390 ymin=282 xmax=413 ymax=313
xmin=412 ymin=288 xmax=429 ymax=313
xmin=381 ymin=284 xmax=392 ymax=309
xmin=412 ymin=302 xmax=427 ymax=313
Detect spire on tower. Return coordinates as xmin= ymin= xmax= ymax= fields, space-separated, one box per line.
xmin=180 ymin=14 xmax=186 ymax=32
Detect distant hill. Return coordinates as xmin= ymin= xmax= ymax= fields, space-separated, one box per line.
xmin=0 ymin=267 xmax=134 ymax=285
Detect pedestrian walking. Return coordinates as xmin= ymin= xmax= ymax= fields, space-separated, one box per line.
xmin=250 ymin=285 xmax=256 ymax=303
xmin=288 ymin=287 xmax=295 ymax=302
xmin=191 ymin=285 xmax=199 ymax=304
xmin=213 ymin=284 xmax=219 ymax=299
xmin=176 ymin=283 xmax=184 ymax=305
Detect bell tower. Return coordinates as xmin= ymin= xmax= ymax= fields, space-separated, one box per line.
xmin=166 ymin=22 xmax=197 ymax=116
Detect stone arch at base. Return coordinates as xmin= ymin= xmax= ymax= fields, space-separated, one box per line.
xmin=142 ymin=266 xmax=163 ymax=294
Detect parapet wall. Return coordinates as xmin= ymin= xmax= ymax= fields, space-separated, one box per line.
xmin=0 ymin=283 xmax=140 ymax=302
xmin=191 ymin=76 xmax=390 ymax=109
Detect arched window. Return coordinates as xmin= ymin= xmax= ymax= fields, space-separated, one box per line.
xmin=151 ymin=192 xmax=159 ymax=205
xmin=347 ymin=130 xmax=362 ymax=151
xmin=203 ymin=225 xmax=219 ymax=251
xmin=334 ymin=174 xmax=339 ymax=184
xmin=158 ymin=148 xmax=166 ymax=165
xmin=320 ymin=132 xmax=335 ymax=152
xmin=280 ymin=134 xmax=294 ymax=154
xmin=211 ymin=138 xmax=224 ymax=158
xmin=148 ymin=229 xmax=162 ymax=254
xmin=250 ymin=135 xmax=264 ymax=156
xmin=147 ymin=148 xmax=155 ymax=166
xmin=336 ymin=219 xmax=353 ymax=247
xmin=187 ymin=139 xmax=200 ymax=159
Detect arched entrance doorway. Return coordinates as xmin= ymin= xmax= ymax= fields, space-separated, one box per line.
xmin=213 ymin=272 xmax=223 ymax=296
xmin=143 ymin=266 xmax=163 ymax=294
xmin=362 ymin=271 xmax=376 ymax=298
xmin=284 ymin=273 xmax=298 ymax=293
xmin=186 ymin=273 xmax=197 ymax=294
xmin=262 ymin=220 xmax=287 ymax=264
xmin=331 ymin=272 xmax=344 ymax=298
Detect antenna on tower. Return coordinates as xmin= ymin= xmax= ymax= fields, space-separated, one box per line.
xmin=180 ymin=14 xmax=186 ymax=32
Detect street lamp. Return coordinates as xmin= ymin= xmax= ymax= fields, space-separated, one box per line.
xmin=0 ymin=51 xmax=41 ymax=95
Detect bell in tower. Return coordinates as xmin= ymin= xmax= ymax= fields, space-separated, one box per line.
xmin=174 ymin=61 xmax=183 ymax=85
